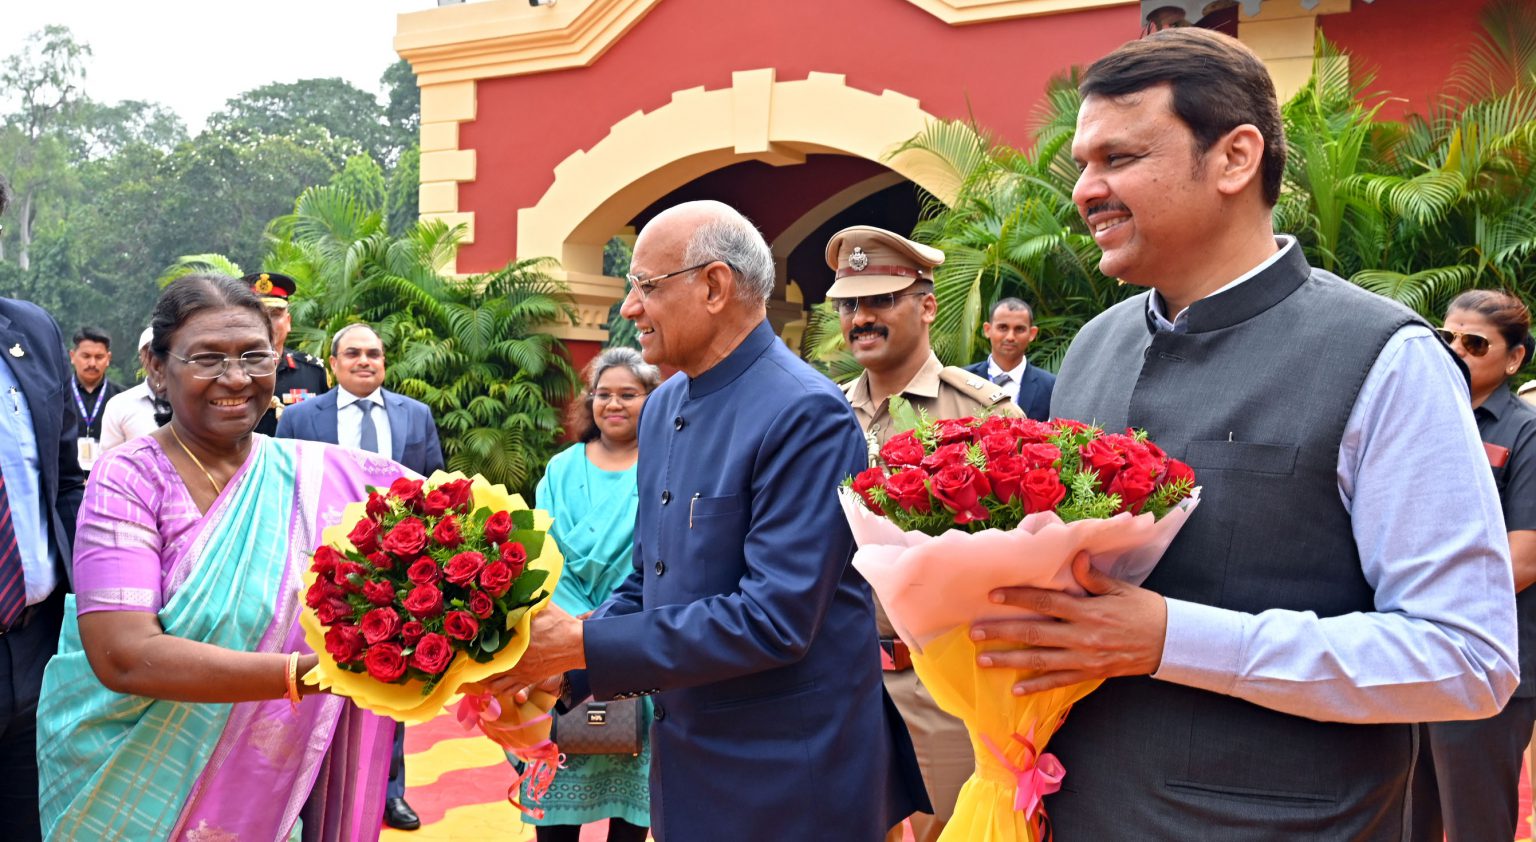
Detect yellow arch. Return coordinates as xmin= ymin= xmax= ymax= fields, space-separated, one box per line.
xmin=516 ymin=68 xmax=961 ymax=340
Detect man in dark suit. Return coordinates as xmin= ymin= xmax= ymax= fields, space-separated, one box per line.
xmin=66 ymin=326 xmax=123 ymax=474
xmin=963 ymin=297 xmax=1054 ymax=421
xmin=0 ymin=183 xmax=86 ymax=840
xmin=275 ymin=321 xmax=442 ymax=831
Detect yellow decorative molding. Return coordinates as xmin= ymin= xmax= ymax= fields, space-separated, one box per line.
xmin=546 ymin=271 xmax=627 ymax=341
xmin=395 ymin=0 xmax=664 ymax=87
xmin=1237 ymin=1 xmax=1349 ymax=102
xmin=420 ymin=81 xmax=477 ymax=123
xmin=418 ymin=182 xmax=459 ymax=215
xmin=901 ymin=0 xmax=1135 ymax=26
xmin=424 ymin=212 xmax=476 ymax=244
xmin=421 ymin=149 xmax=477 ymax=184
xmin=420 ymin=121 xmax=459 ymax=153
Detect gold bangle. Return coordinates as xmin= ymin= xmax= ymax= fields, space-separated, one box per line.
xmin=285 ymin=652 xmax=301 ymax=710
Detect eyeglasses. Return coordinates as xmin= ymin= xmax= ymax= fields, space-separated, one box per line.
xmin=625 ymin=262 xmax=717 ymax=299
xmin=592 ymin=391 xmax=647 ymax=404
xmin=830 ymin=291 xmax=928 ymax=317
xmin=171 ymin=350 xmax=281 ymax=379
xmin=1435 ymin=328 xmax=1497 ymax=357
xmin=338 ymin=348 xmax=384 ymax=361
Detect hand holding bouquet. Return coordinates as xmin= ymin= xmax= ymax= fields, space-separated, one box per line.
xmin=299 ymin=471 xmax=564 ymax=725
xmin=842 ymin=413 xmax=1198 ymax=841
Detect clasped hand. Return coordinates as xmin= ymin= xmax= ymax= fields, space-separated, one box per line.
xmin=461 ymin=603 xmax=585 ymax=705
xmin=969 ymin=551 xmax=1169 ymax=696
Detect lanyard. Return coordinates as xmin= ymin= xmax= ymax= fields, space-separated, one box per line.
xmin=71 ymin=378 xmax=107 ymax=433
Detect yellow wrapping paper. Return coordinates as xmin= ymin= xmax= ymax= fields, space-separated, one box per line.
xmin=299 ymin=470 xmax=564 ymax=725
xmin=844 ymin=487 xmax=1199 ymax=841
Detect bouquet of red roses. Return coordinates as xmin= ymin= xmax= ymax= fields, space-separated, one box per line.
xmin=841 ymin=412 xmax=1198 ymax=842
xmin=299 ymin=471 xmax=564 ymax=725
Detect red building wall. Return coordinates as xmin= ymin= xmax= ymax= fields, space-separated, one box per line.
xmin=1320 ymin=0 xmax=1489 ymax=122
xmin=456 ymin=0 xmax=1140 ymax=272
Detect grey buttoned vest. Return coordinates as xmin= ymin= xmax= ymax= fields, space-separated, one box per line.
xmin=1047 ymin=244 xmax=1430 ymax=839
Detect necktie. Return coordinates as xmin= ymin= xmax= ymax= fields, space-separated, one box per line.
xmin=992 ymin=372 xmax=1013 ymax=387
xmin=0 ymin=465 xmax=27 ymax=627
xmin=358 ymin=400 xmax=379 ymax=454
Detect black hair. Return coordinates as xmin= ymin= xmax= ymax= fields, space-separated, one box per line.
xmin=990 ymin=297 xmax=1034 ymax=323
xmin=72 ymin=326 xmax=112 ymax=350
xmin=150 ymin=275 xmax=273 ymax=360
xmin=1448 ymin=289 xmax=1534 ymax=370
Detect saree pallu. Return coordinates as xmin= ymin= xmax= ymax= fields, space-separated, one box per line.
xmin=38 ymin=438 xmax=396 ymax=842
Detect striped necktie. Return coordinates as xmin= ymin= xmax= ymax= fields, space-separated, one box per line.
xmin=0 ymin=465 xmax=27 ymax=627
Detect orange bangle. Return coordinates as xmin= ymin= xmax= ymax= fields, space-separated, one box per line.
xmin=285 ymin=652 xmax=301 ymax=710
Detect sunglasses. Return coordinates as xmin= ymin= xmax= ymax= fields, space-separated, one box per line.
xmin=1435 ymin=328 xmax=1498 ymax=357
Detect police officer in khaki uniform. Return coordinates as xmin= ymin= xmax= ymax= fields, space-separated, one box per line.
xmin=243 ymin=272 xmax=328 ymax=436
xmin=826 ymin=225 xmax=1019 ymax=842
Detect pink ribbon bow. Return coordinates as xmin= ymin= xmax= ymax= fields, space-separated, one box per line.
xmin=982 ymin=726 xmax=1066 ymax=824
xmin=454 ymin=691 xmax=565 ymax=820
xmin=454 ymin=691 xmax=503 ymax=730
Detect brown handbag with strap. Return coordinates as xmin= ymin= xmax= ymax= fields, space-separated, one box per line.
xmin=551 ymin=697 xmax=643 ymax=756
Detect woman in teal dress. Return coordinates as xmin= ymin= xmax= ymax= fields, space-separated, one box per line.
xmin=522 ymin=347 xmax=660 ymax=842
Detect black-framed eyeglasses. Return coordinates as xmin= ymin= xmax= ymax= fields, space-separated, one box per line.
xmin=625 ymin=261 xmax=717 ymax=299
xmin=1435 ymin=328 xmax=1498 ymax=357
xmin=830 ymin=291 xmax=928 ymax=317
xmin=171 ymin=350 xmax=281 ymax=380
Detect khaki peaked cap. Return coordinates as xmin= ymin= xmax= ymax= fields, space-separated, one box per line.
xmin=824 ymin=225 xmax=945 ymax=298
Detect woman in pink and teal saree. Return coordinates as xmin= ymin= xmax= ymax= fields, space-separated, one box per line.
xmin=36 ymin=276 xmax=402 ymax=841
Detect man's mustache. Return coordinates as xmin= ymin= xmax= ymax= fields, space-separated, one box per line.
xmin=848 ymin=325 xmax=889 ymax=342
xmin=1085 ymin=202 xmax=1130 ymax=217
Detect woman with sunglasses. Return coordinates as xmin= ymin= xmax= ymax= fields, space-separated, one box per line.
xmin=514 ymin=347 xmax=661 ymax=842
xmin=36 ymin=276 xmax=403 ymax=841
xmin=1415 ymin=288 xmax=1536 ymax=841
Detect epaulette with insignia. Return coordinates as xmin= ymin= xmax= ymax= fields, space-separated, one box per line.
xmin=937 ymin=366 xmax=1022 ymax=416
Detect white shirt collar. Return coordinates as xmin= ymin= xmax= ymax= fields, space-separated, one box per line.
xmin=336 ymin=388 xmax=385 ymax=409
xmin=985 ymin=355 xmax=1029 ymax=381
xmin=1147 ymin=235 xmax=1297 ymax=332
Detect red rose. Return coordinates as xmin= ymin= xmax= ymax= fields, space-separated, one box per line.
xmin=479 ymin=562 xmax=514 ymax=597
xmin=422 ymin=490 xmax=452 ymax=517
xmin=333 ymin=561 xmax=367 ymax=593
xmin=324 ymin=623 xmax=365 ymax=663
xmin=444 ymin=610 xmax=480 ymax=642
xmin=979 ymin=433 xmax=1017 ymax=463
xmin=851 ymin=467 xmax=887 ymax=515
xmin=930 ymin=463 xmax=992 ymax=524
xmin=1109 ymin=467 xmax=1158 ymax=514
xmin=933 ymin=419 xmax=976 ymax=446
xmin=468 ymin=590 xmax=495 ymax=619
xmin=310 ymin=545 xmax=343 ymax=577
xmin=432 ymin=515 xmax=464 ymax=548
xmin=360 ymin=607 xmax=402 ymax=645
xmin=367 ymin=550 xmax=394 ymax=571
xmin=879 ymin=432 xmax=925 ymax=469
xmin=365 ymin=491 xmax=391 ymax=521
xmin=407 ymin=557 xmax=441 ymax=586
xmin=444 ymin=551 xmax=487 ymax=586
xmin=403 ymin=584 xmax=444 ymax=619
xmin=1080 ymin=437 xmax=1126 ymax=488
xmin=388 ymin=477 xmax=426 ymax=511
xmin=973 ymin=416 xmax=1013 ymax=439
xmin=920 ymin=442 xmax=971 ymax=473
xmin=364 ymin=642 xmax=407 ymax=683
xmin=362 ymin=580 xmax=395 ymax=607
xmin=1021 ymin=467 xmax=1067 ymax=514
xmin=382 ymin=517 xmax=429 ymax=558
xmin=884 ymin=468 xmax=932 ymax=514
xmin=986 ymin=454 xmax=1027 ymax=504
xmin=410 ymin=632 xmax=453 ymax=675
xmin=306 ymin=578 xmax=343 ymax=609
xmin=347 ymin=518 xmax=380 ymax=555
xmin=1163 ymin=458 xmax=1195 ymax=487
xmin=483 ymin=511 xmax=513 ymax=544
xmin=499 ymin=542 xmax=528 ymax=577
xmin=315 ymin=597 xmax=353 ymax=626
xmin=438 ymin=478 xmax=475 ymax=513
xmin=1019 ymin=443 xmax=1061 ymax=471
xmin=1010 ymin=418 xmax=1057 ymax=444
xmin=401 ymin=620 xmax=426 ymax=645
xmin=1053 ymin=418 xmax=1091 ymax=434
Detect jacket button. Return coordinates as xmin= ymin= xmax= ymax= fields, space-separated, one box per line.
xmin=654 ymin=560 xmax=666 ymax=576
xmin=674 ymin=416 xmax=685 ymax=431
xmin=661 ymin=490 xmax=672 ymax=505
xmin=654 ymin=704 xmax=666 ymax=721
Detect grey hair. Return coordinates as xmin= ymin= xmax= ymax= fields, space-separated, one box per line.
xmin=330 ymin=322 xmax=380 ymax=357
xmin=576 ymin=347 xmax=663 ymax=443
xmin=681 ymin=210 xmax=776 ymax=303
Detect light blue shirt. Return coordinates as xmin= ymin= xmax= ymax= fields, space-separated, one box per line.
xmin=1149 ymin=239 xmax=1519 ymax=723
xmin=0 ymin=356 xmax=58 ymax=604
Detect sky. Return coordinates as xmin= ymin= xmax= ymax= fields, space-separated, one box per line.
xmin=2 ymin=0 xmax=435 ymax=133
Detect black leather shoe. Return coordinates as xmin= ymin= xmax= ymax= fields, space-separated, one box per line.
xmin=384 ymin=797 xmax=421 ymax=831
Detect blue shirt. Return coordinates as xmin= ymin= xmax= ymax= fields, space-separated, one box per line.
xmin=1150 ymin=240 xmax=1518 ymax=722
xmin=0 ymin=355 xmax=58 ymax=604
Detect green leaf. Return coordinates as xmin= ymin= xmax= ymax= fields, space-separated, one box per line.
xmin=507 ymin=568 xmax=550 ymax=605
xmin=508 ymin=529 xmax=545 ymax=559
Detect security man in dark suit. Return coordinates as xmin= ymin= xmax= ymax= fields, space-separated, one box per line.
xmin=962 ymin=297 xmax=1055 ymax=422
xmin=243 ymin=273 xmax=327 ymax=436
xmin=0 ymin=177 xmax=87 ymax=841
